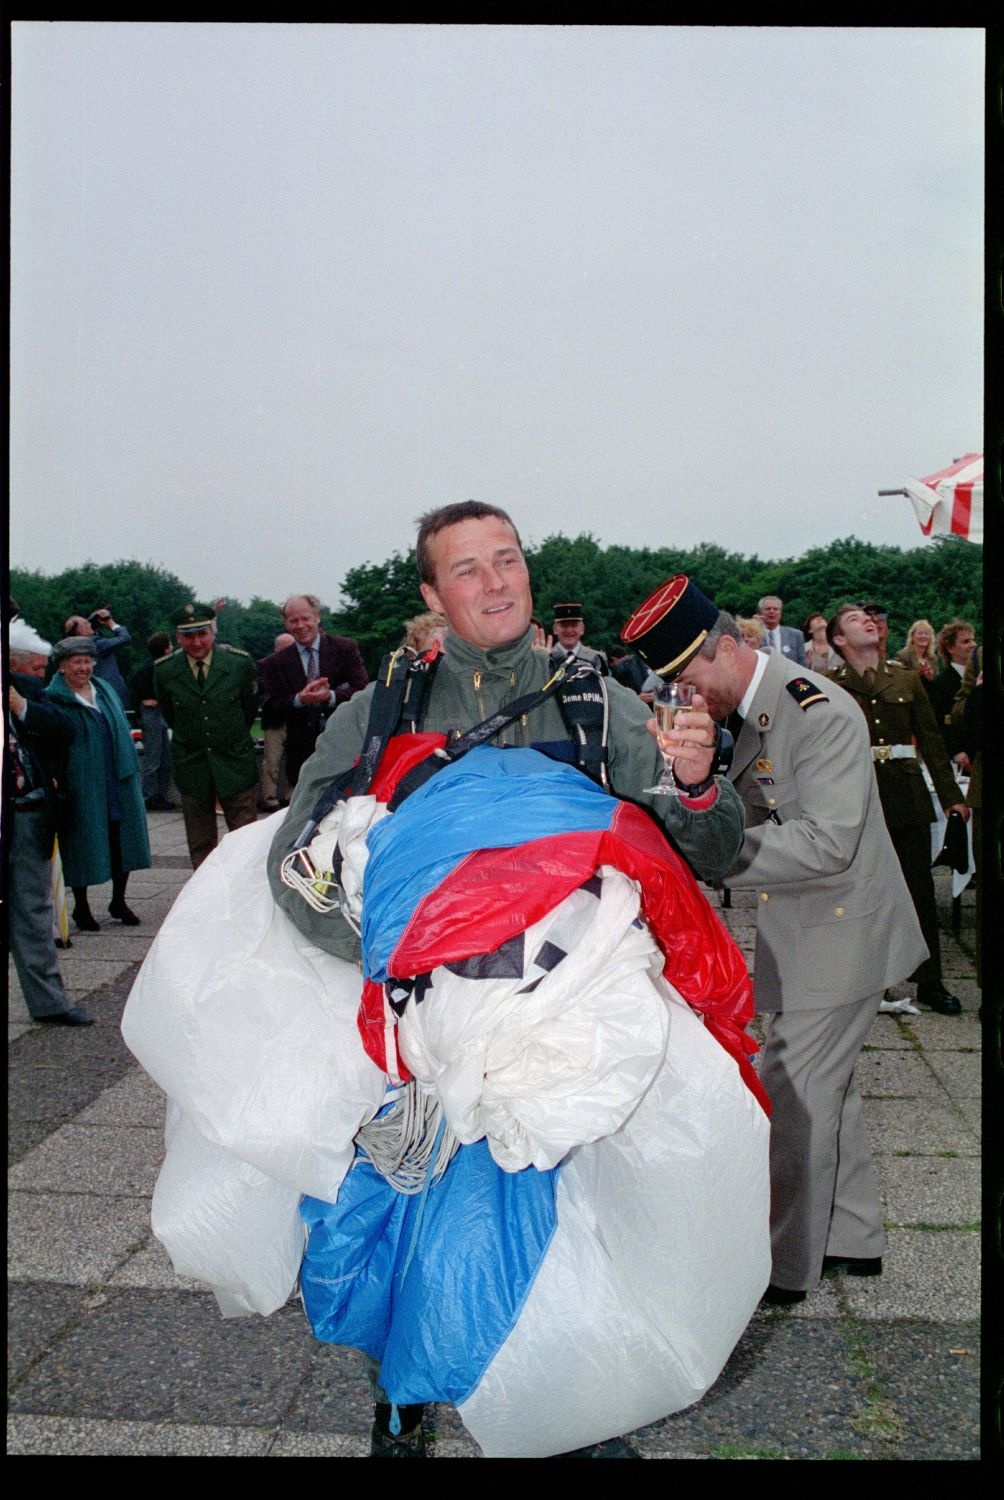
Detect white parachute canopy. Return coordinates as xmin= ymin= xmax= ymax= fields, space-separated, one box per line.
xmin=880 ymin=452 xmax=983 ymax=544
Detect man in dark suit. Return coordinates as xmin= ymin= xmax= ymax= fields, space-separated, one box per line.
xmin=154 ymin=602 xmax=259 ymax=869
xmin=7 ymin=619 xmax=93 ymax=1025
xmin=259 ymin=595 xmax=368 ymax=788
xmin=758 ymin=596 xmax=807 ymax=665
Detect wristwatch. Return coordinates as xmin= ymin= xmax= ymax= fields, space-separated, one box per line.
xmin=674 ymin=725 xmax=734 ymax=798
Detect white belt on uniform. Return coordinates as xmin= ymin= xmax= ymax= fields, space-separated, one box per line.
xmin=871 ymin=744 xmax=917 ymax=762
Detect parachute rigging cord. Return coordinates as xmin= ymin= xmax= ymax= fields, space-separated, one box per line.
xmin=354 ymin=1083 xmax=459 ymax=1194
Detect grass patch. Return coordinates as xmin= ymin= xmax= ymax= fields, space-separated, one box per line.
xmin=840 ymin=1315 xmax=906 ymax=1447
xmin=710 ymin=1443 xmax=788 ymax=1459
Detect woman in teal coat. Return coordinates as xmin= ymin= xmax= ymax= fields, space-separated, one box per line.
xmin=47 ymin=637 xmax=151 ymax=930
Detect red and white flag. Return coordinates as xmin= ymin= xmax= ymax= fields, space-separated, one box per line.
xmin=898 ymin=452 xmax=983 ymax=543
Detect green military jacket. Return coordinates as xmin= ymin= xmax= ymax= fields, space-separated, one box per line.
xmin=268 ymin=626 xmax=745 ymax=962
xmin=951 ymin=647 xmax=981 ymax=812
xmin=154 ymin=645 xmax=258 ymax=801
xmin=827 ymin=658 xmax=960 ymax=829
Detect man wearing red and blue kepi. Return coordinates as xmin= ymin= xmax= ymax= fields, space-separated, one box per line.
xmin=269 ymin=502 xmax=747 ymax=1456
xmin=622 ymin=583 xmax=927 ymax=1306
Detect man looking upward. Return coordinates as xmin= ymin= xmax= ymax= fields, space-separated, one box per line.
xmin=827 ymin=604 xmax=968 ymax=1016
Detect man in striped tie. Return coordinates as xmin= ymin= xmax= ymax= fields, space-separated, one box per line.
xmin=258 ymin=594 xmax=369 ymax=789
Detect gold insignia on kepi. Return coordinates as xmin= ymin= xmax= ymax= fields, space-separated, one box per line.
xmin=786 ymin=677 xmax=828 ymax=710
xmin=756 ymin=758 xmax=773 ymax=773
xmin=758 ymin=712 xmax=770 ymax=727
xmin=619 ymin=573 xmax=719 ymax=679
xmin=171 ymin=600 xmax=218 ymax=632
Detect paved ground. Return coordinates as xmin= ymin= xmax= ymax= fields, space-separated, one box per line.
xmin=8 ymin=808 xmax=983 ymax=1459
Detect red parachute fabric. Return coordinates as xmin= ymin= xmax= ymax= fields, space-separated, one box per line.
xmin=356 ymin=738 xmax=767 ymax=1116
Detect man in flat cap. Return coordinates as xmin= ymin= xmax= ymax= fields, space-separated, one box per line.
xmin=550 ymin=603 xmax=609 ymax=676
xmin=154 ymin=602 xmax=258 ymax=868
xmin=624 ymin=579 xmax=926 ymax=1305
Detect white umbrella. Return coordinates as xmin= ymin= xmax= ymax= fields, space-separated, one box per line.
xmin=879 ymin=452 xmax=983 ymax=544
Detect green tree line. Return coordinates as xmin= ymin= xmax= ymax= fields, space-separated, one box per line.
xmin=11 ymin=534 xmax=982 ymax=683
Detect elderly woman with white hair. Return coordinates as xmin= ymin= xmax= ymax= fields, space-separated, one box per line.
xmin=46 ymin=635 xmax=151 ymax=931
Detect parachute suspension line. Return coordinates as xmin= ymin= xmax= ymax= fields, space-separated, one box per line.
xmin=354 ymin=1083 xmax=458 ymax=1194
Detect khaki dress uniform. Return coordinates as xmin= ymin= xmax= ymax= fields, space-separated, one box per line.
xmin=155 ymin=644 xmax=258 ymax=868
xmin=725 ymin=652 xmax=926 ymax=1290
xmin=828 ymin=659 xmax=961 ymax=992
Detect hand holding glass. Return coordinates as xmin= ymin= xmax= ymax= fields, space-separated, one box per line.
xmin=645 ymin=681 xmax=696 ymax=796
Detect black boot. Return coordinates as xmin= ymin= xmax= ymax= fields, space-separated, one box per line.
xmin=72 ymin=889 xmax=100 ymax=932
xmin=370 ymin=1402 xmax=426 ymax=1457
xmin=109 ymin=875 xmax=140 ymax=926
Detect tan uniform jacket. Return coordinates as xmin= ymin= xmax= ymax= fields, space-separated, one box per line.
xmin=726 ymin=653 xmax=926 ymax=1011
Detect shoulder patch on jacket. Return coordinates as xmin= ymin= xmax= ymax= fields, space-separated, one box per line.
xmin=219 ymin=644 xmax=252 ymax=658
xmin=786 ymin=676 xmax=829 ymax=710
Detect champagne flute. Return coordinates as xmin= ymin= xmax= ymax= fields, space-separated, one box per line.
xmin=645 ymin=680 xmax=696 ymax=796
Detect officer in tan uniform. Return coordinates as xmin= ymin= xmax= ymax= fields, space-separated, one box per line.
xmin=625 ymin=583 xmax=926 ymax=1304
xmin=154 ymin=602 xmax=258 ymax=869
xmin=827 ymin=603 xmax=968 ymax=1016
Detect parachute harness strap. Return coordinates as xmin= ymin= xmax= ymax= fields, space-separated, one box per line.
xmin=354 ymin=1083 xmax=459 ymax=1194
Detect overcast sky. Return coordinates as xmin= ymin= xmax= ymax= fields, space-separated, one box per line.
xmin=9 ymin=23 xmax=984 ymax=610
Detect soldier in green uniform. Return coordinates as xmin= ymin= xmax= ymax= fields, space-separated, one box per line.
xmin=154 ymin=602 xmax=258 ymax=869
xmin=827 ymin=603 xmax=969 ymax=1015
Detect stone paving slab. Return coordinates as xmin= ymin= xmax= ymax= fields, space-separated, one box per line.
xmin=839 ymin=1229 xmax=980 ymax=1321
xmin=7 ymin=1292 xmax=315 ymax=1428
xmin=8 ymin=1193 xmax=151 ymax=1283
xmin=7 ymin=1282 xmax=85 ymax=1385
xmin=863 ymin=1098 xmax=979 ymax=1156
xmin=925 ymin=1051 xmax=982 ymax=1098
xmin=6 ymin=1415 xmax=273 ymax=1457
xmin=849 ymin=1323 xmax=980 ymax=1460
xmin=634 ymin=1318 xmax=872 ymax=1459
xmin=6 ymin=807 xmax=984 ymax=1461
xmin=861 ymin=1022 xmax=919 ymax=1051
xmin=8 ymin=957 xmax=135 ymax=1008
xmin=75 ymin=1069 xmax=167 ymax=1127
xmin=284 ymin=1340 xmax=387 ymax=1436
xmin=8 ymin=1121 xmax=163 ymax=1197
xmin=877 ymin=1154 xmax=981 ymax=1226
xmin=856 ymin=1051 xmax=945 ymax=1098
xmin=107 ymin=1235 xmax=204 ymax=1292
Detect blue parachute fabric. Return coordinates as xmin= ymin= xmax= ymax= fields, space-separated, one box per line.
xmin=299 ymin=1138 xmax=559 ymax=1406
xmin=361 ymin=746 xmax=614 ymax=983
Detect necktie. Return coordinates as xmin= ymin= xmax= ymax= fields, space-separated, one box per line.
xmin=196 ymin=662 xmax=206 ymax=691
xmin=862 ymin=667 xmax=876 ymax=691
xmin=726 ymin=709 xmax=745 ymax=740
xmin=305 ymin=647 xmax=318 ymax=682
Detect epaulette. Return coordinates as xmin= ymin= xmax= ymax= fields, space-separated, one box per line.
xmin=888 ymin=659 xmax=908 ymax=669
xmin=786 ymin=676 xmax=829 ymax=710
xmin=219 ymin=643 xmax=252 ymax=657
